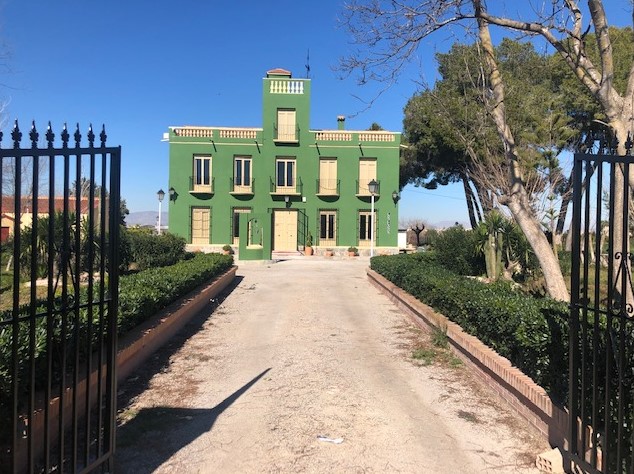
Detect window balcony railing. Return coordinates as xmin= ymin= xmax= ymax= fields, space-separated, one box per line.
xmin=274 ymin=123 xmax=300 ymax=142
xmin=316 ymin=179 xmax=340 ymax=196
xmin=270 ymin=178 xmax=302 ymax=195
xmin=190 ymin=177 xmax=214 ymax=194
xmin=230 ymin=177 xmax=254 ymax=195
xmin=356 ymin=179 xmax=380 ymax=196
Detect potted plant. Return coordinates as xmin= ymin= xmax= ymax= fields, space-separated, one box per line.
xmin=347 ymin=246 xmax=358 ymax=257
xmin=305 ymin=232 xmax=314 ymax=256
xmin=222 ymin=244 xmax=233 ymax=255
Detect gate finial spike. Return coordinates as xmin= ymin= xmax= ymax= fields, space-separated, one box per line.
xmin=61 ymin=122 xmax=69 ymax=148
xmin=100 ymin=124 xmax=107 ymax=147
xmin=626 ymin=132 xmax=633 ymax=155
xmin=74 ymin=122 xmax=81 ymax=147
xmin=87 ymin=123 xmax=95 ymax=147
xmin=46 ymin=121 xmax=54 ymax=147
xmin=29 ymin=121 xmax=38 ymax=148
xmin=11 ymin=119 xmax=22 ymax=149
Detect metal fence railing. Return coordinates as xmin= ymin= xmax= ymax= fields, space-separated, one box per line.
xmin=0 ymin=120 xmax=121 ymax=473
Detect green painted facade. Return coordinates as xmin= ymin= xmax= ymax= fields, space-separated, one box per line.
xmin=167 ymin=68 xmax=400 ymax=259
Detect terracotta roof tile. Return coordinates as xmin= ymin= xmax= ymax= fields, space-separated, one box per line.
xmin=266 ymin=68 xmax=291 ymax=77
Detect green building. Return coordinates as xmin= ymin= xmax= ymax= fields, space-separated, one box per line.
xmin=166 ymin=68 xmax=400 ymax=260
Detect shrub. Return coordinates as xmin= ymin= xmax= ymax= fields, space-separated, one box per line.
xmin=371 ymin=253 xmax=569 ymax=402
xmin=117 ymin=253 xmax=232 ymax=333
xmin=432 ymin=225 xmax=485 ymax=276
xmin=0 ymin=252 xmax=233 ymax=429
xmin=558 ymin=250 xmax=572 ymax=276
xmin=127 ymin=229 xmax=186 ymax=270
xmin=119 ymin=225 xmax=134 ymax=271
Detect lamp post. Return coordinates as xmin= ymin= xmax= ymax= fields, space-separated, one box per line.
xmin=368 ymin=179 xmax=378 ymax=257
xmin=157 ymin=189 xmax=165 ymax=235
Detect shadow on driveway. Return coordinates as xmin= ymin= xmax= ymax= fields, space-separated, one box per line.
xmin=115 ymin=368 xmax=271 ymax=473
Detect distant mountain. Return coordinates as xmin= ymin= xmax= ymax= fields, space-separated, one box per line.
xmin=126 ymin=211 xmax=168 ymax=227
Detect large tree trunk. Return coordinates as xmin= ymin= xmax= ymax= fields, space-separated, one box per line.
xmin=461 ymin=173 xmax=479 ymax=229
xmin=475 ymin=0 xmax=570 ymax=302
xmin=506 ymin=194 xmax=570 ymax=299
xmin=472 ymin=179 xmax=493 ymax=215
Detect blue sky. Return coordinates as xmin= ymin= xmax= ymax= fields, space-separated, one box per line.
xmin=0 ymin=1 xmax=631 ymax=228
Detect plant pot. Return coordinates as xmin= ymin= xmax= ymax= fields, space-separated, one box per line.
xmin=348 ymin=252 xmax=357 ymax=257
xmin=305 ymin=247 xmax=314 ymax=256
xmin=325 ymin=250 xmax=334 ymax=257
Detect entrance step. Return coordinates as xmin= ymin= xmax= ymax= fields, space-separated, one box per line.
xmin=271 ymin=251 xmax=303 ymax=260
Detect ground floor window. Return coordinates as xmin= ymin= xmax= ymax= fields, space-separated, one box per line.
xmin=358 ymin=210 xmax=375 ymax=247
xmin=319 ymin=210 xmax=337 ymax=247
xmin=191 ymin=207 xmax=210 ymax=244
xmin=232 ymin=207 xmax=251 ymax=245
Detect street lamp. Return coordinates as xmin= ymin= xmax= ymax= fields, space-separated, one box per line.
xmin=368 ymin=179 xmax=379 ymax=257
xmin=157 ymin=189 xmax=165 ymax=235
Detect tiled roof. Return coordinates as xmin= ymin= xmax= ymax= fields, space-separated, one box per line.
xmin=266 ymin=68 xmax=291 ymax=77
xmin=1 ymin=196 xmax=99 ymax=214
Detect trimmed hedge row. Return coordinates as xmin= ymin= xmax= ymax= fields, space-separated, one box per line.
xmin=121 ymin=229 xmax=188 ymax=271
xmin=118 ymin=252 xmax=232 ymax=333
xmin=0 ymin=252 xmax=233 ymax=426
xmin=371 ymin=252 xmax=569 ymax=402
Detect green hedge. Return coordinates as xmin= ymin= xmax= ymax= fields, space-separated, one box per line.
xmin=371 ymin=252 xmax=568 ymax=402
xmin=118 ymin=252 xmax=232 ymax=333
xmin=123 ymin=229 xmax=188 ymax=270
xmin=0 ymin=252 xmax=233 ymax=430
xmin=431 ymin=225 xmax=485 ymax=276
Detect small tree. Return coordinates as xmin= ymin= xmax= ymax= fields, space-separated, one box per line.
xmin=402 ymin=219 xmax=426 ymax=247
xmin=475 ymin=212 xmax=505 ymax=281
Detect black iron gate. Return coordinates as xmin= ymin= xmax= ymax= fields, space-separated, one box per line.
xmin=570 ymin=141 xmax=634 ymax=473
xmin=0 ymin=120 xmax=121 ymax=473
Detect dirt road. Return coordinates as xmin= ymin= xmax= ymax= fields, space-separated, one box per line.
xmin=115 ymin=258 xmax=547 ymax=473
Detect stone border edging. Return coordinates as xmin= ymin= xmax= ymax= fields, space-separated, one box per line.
xmin=117 ymin=265 xmax=238 ymax=382
xmin=366 ymin=268 xmax=569 ymax=451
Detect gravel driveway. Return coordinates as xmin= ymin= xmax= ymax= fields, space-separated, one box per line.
xmin=114 ymin=258 xmax=547 ymax=473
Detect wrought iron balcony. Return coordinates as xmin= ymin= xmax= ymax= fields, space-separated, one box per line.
xmin=274 ymin=123 xmax=300 ymax=142
xmin=316 ymin=179 xmax=340 ymax=196
xmin=356 ymin=179 xmax=380 ymax=196
xmin=190 ymin=176 xmax=214 ymax=194
xmin=230 ymin=177 xmax=254 ymax=195
xmin=270 ymin=177 xmax=302 ymax=195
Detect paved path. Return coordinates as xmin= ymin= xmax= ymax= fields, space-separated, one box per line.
xmin=115 ymin=259 xmax=547 ymax=473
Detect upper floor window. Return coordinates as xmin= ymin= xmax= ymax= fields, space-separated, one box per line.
xmin=276 ymin=158 xmax=296 ymax=191
xmin=357 ymin=158 xmax=377 ymax=195
xmin=318 ymin=159 xmax=338 ymax=195
xmin=193 ymin=155 xmax=212 ymax=192
xmin=276 ymin=109 xmax=296 ymax=141
xmin=233 ymin=156 xmax=252 ymax=193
